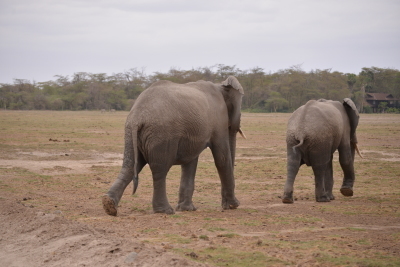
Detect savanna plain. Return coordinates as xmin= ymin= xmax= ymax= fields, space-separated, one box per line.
xmin=0 ymin=111 xmax=399 ymax=267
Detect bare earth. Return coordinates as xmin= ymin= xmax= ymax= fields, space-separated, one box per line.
xmin=0 ymin=111 xmax=399 ymax=266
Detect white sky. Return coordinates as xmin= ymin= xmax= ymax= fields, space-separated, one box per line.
xmin=1 ymin=0 xmax=399 ymax=83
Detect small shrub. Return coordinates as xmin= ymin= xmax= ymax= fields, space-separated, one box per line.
xmin=386 ymin=107 xmax=399 ymax=113
xmin=199 ymin=235 xmax=209 ymax=240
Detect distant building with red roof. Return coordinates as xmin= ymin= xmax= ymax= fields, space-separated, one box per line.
xmin=365 ymin=93 xmax=399 ymax=112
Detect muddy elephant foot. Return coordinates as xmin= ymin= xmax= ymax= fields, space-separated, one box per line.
xmin=282 ymin=197 xmax=294 ymax=204
xmin=102 ymin=195 xmax=117 ymax=216
xmin=176 ymin=202 xmax=197 ymax=212
xmin=340 ymin=187 xmax=353 ymax=197
xmin=222 ymin=197 xmax=240 ymax=210
xmin=282 ymin=192 xmax=294 ymax=204
xmin=316 ymin=195 xmax=331 ymax=202
xmin=328 ymin=194 xmax=335 ymax=200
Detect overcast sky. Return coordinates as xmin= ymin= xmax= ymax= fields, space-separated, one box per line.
xmin=1 ymin=0 xmax=399 ymax=83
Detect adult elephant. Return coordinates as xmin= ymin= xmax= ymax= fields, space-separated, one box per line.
xmin=282 ymin=98 xmax=362 ymax=203
xmin=102 ymin=76 xmax=245 ymax=215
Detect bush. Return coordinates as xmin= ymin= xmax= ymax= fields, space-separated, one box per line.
xmin=386 ymin=108 xmax=399 ymax=114
xmin=363 ymin=106 xmax=373 ymax=113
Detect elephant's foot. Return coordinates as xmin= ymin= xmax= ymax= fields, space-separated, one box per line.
xmin=102 ymin=195 xmax=117 ymax=216
xmin=176 ymin=202 xmax=197 ymax=212
xmin=282 ymin=197 xmax=294 ymax=204
xmin=282 ymin=192 xmax=294 ymax=204
xmin=340 ymin=187 xmax=353 ymax=197
xmin=153 ymin=204 xmax=175 ymax=214
xmin=316 ymin=195 xmax=331 ymax=202
xmin=222 ymin=197 xmax=240 ymax=210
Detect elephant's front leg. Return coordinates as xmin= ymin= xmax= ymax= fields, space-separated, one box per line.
xmin=151 ymin=167 xmax=175 ymax=214
xmin=176 ymin=158 xmax=198 ymax=212
xmin=211 ymin=145 xmax=240 ymax=210
xmin=338 ymin=147 xmax=355 ymax=197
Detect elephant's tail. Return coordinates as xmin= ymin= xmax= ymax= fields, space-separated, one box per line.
xmin=292 ymin=138 xmax=304 ymax=152
xmin=132 ymin=124 xmax=139 ymax=195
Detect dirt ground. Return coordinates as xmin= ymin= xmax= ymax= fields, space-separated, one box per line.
xmin=0 ymin=111 xmax=399 ymax=266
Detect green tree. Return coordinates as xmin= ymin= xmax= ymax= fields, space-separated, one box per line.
xmin=378 ymin=101 xmax=388 ymax=113
xmin=346 ymin=73 xmax=357 ymax=92
xmin=1 ymin=65 xmax=399 ymax=112
xmin=107 ymin=89 xmax=127 ymax=110
xmin=265 ymin=91 xmax=289 ymax=112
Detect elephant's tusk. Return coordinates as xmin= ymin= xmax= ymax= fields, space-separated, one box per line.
xmin=353 ymin=142 xmax=363 ymax=158
xmin=238 ymin=128 xmax=247 ymax=139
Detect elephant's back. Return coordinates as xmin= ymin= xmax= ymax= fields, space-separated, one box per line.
xmin=130 ymin=80 xmax=223 ymax=130
xmin=133 ymin=82 xmax=204 ymax=114
xmin=287 ymin=100 xmax=344 ymax=163
xmin=288 ymin=100 xmax=342 ymax=131
xmin=127 ymin=82 xmax=215 ymax=163
xmin=303 ymin=101 xmax=342 ymax=129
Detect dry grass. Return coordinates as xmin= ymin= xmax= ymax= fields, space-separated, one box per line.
xmin=0 ymin=110 xmax=399 ymax=266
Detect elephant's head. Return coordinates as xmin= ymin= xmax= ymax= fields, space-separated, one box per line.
xmin=221 ymin=76 xmax=245 ymax=166
xmin=343 ymin=98 xmax=362 ymax=158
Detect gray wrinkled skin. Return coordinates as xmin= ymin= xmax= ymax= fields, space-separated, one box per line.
xmin=282 ymin=98 xmax=360 ymax=203
xmin=103 ymin=76 xmax=244 ymax=215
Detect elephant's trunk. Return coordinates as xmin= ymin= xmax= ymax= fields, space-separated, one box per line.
xmin=131 ymin=123 xmax=140 ymax=194
xmin=229 ymin=131 xmax=237 ymax=169
xmin=225 ymin=90 xmax=243 ymax=169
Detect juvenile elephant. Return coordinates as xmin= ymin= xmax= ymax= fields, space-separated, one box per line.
xmin=282 ymin=98 xmax=362 ymax=203
xmin=102 ymin=76 xmax=245 ymax=215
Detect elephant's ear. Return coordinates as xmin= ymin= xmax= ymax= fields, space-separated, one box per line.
xmin=222 ymin=76 xmax=244 ymax=95
xmin=343 ymin=98 xmax=359 ymax=143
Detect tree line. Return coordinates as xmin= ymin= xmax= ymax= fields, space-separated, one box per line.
xmin=1 ymin=65 xmax=399 ymax=112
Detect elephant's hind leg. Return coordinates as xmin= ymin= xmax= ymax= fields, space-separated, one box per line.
xmin=102 ymin=195 xmax=117 ymax=216
xmin=312 ymin=164 xmax=331 ymax=202
xmin=325 ymin=157 xmax=335 ymax=200
xmin=176 ymin=158 xmax=198 ymax=212
xmin=151 ymin=167 xmax=175 ymax=214
xmin=103 ymin=152 xmax=147 ymax=216
xmin=103 ymin=167 xmax=134 ymax=216
xmin=282 ymin=147 xmax=301 ymax=203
